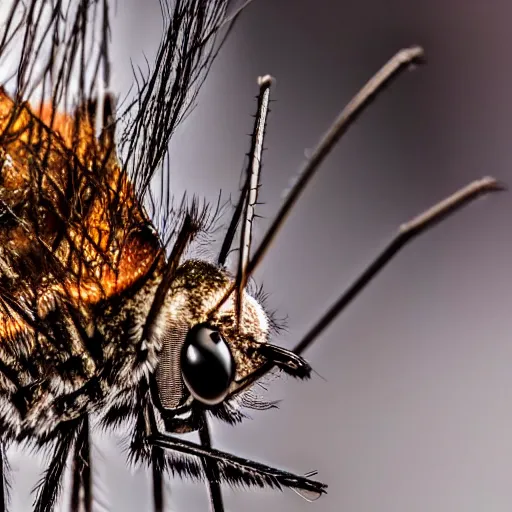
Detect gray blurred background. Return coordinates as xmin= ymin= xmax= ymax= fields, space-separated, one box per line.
xmin=8 ymin=0 xmax=512 ymax=511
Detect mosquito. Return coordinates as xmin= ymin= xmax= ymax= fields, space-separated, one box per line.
xmin=0 ymin=1 xmax=503 ymax=511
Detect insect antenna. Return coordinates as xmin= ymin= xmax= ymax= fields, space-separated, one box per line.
xmin=196 ymin=74 xmax=273 ymax=512
xmin=228 ymin=177 xmax=504 ymax=401
xmin=234 ymin=75 xmax=272 ymax=327
xmin=211 ymin=46 xmax=426 ymax=315
xmin=217 ymin=74 xmax=272 ymax=277
xmin=193 ymin=46 xmax=434 ymax=506
xmin=214 ymin=47 xmax=503 ymax=400
xmin=292 ymin=177 xmax=504 ymax=355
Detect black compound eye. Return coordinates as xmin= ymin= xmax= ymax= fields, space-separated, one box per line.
xmin=180 ymin=324 xmax=235 ymax=405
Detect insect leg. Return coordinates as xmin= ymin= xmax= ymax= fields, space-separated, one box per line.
xmin=197 ymin=412 xmax=224 ymax=512
xmin=148 ymin=432 xmax=327 ymax=497
xmin=151 ymin=447 xmax=165 ymax=512
xmin=33 ymin=419 xmax=81 ymax=512
xmin=0 ymin=444 xmax=8 ymax=512
xmin=144 ymin=402 xmax=165 ymax=512
xmin=70 ymin=415 xmax=92 ymax=512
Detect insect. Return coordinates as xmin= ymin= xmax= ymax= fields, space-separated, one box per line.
xmin=0 ymin=1 xmax=503 ymax=511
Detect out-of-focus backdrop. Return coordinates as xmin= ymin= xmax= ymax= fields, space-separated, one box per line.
xmin=6 ymin=1 xmax=512 ymax=511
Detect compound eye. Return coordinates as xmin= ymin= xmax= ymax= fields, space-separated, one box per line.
xmin=180 ymin=324 xmax=235 ymax=405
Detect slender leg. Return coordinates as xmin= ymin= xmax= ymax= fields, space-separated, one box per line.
xmin=70 ymin=415 xmax=92 ymax=512
xmin=0 ymin=444 xmax=6 ymax=512
xmin=145 ymin=403 xmax=165 ymax=512
xmin=198 ymin=413 xmax=224 ymax=512
xmin=34 ymin=420 xmax=80 ymax=512
xmin=151 ymin=447 xmax=164 ymax=512
xmin=148 ymin=432 xmax=326 ymax=496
